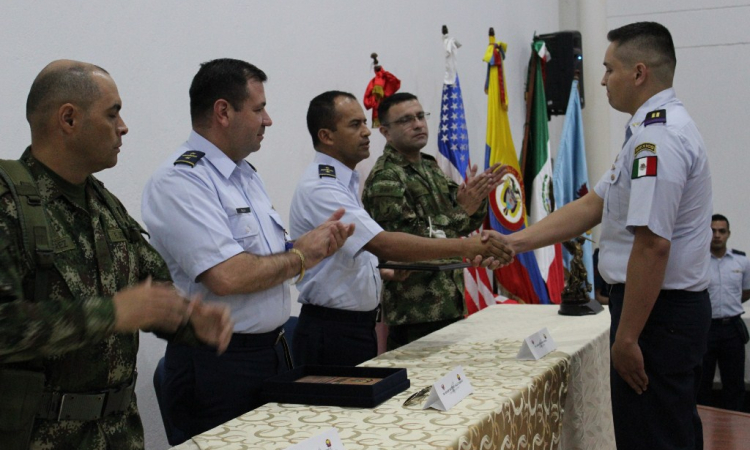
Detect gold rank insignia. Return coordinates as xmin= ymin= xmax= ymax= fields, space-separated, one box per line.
xmin=318 ymin=164 xmax=336 ymax=179
xmin=634 ymin=142 xmax=656 ymax=156
xmin=644 ymin=109 xmax=666 ymax=127
xmin=174 ymin=150 xmax=206 ymax=167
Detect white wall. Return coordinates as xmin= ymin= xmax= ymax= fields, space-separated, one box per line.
xmin=0 ymin=2 xmax=560 ymax=448
xmin=606 ymin=0 xmax=750 ymax=251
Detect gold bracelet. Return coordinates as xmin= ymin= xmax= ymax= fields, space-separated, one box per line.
xmin=289 ymin=248 xmax=305 ymax=284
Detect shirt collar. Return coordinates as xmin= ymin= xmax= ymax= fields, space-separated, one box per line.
xmin=712 ymin=251 xmax=736 ymax=260
xmin=626 ymin=88 xmax=677 ymax=134
xmin=187 ymin=130 xmax=246 ymax=180
xmin=383 ymin=144 xmax=413 ymax=167
xmin=313 ymin=151 xmax=359 ymax=190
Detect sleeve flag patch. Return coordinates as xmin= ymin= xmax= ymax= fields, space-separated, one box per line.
xmin=632 ymin=156 xmax=657 ymax=179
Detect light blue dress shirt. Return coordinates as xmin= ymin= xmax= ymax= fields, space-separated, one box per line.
xmin=289 ymin=152 xmax=383 ymax=312
xmin=594 ymin=88 xmax=712 ymax=291
xmin=142 ymin=131 xmax=290 ymax=333
xmin=708 ymin=250 xmax=750 ymax=318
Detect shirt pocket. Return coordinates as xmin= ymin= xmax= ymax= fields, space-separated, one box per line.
xmin=603 ymin=166 xmax=623 ymax=217
xmin=228 ymin=209 xmax=260 ymax=249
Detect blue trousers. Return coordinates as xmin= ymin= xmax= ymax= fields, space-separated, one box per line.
xmin=697 ymin=316 xmax=746 ymax=411
xmin=292 ymin=304 xmax=378 ymax=367
xmin=608 ymin=285 xmax=711 ymax=450
xmin=162 ymin=329 xmax=292 ymax=441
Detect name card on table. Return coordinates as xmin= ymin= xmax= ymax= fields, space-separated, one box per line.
xmin=422 ymin=365 xmax=473 ymax=411
xmin=516 ymin=327 xmax=557 ymax=360
xmin=286 ymin=427 xmax=346 ymax=450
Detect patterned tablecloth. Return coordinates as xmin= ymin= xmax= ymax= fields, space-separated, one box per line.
xmin=172 ymin=305 xmax=615 ymax=450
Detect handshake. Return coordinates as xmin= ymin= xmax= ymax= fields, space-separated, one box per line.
xmin=463 ymin=229 xmax=516 ymax=270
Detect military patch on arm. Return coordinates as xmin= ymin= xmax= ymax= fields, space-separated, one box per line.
xmin=319 ymin=165 xmax=336 ymax=179
xmin=632 ymin=156 xmax=657 ymax=179
xmin=644 ymin=109 xmax=666 ymax=127
xmin=174 ymin=151 xmax=205 ymax=167
xmin=634 ymin=142 xmax=656 ymax=156
xmin=732 ymin=249 xmax=747 ymax=256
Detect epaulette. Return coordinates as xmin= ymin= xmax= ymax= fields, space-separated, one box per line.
xmin=319 ymin=164 xmax=336 ymax=179
xmin=644 ymin=109 xmax=666 ymax=127
xmin=174 ymin=150 xmax=205 ymax=167
xmin=731 ymin=249 xmax=746 ymax=256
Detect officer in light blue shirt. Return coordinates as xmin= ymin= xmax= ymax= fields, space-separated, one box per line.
xmin=698 ymin=214 xmax=750 ymax=411
xmin=141 ymin=59 xmax=353 ymax=443
xmin=505 ymin=23 xmax=712 ymax=450
xmin=289 ymin=91 xmax=512 ymax=367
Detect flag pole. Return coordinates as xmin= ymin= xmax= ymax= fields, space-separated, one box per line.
xmin=520 ymin=36 xmax=537 ymax=188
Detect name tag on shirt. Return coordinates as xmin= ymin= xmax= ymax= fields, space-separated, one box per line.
xmin=517 ymin=327 xmax=557 ymax=360
xmin=285 ymin=428 xmax=346 ymax=450
xmin=236 ymin=207 xmax=251 ymax=214
xmin=422 ymin=366 xmax=473 ymax=411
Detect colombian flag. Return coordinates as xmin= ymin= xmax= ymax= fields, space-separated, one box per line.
xmin=483 ymin=33 xmax=551 ymax=304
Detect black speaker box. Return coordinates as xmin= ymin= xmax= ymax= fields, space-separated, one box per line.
xmin=538 ymin=31 xmax=584 ymax=116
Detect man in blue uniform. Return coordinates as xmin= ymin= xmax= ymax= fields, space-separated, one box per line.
xmin=698 ymin=214 xmax=750 ymax=411
xmin=141 ymin=59 xmax=354 ymax=441
xmin=504 ymin=22 xmax=712 ymax=449
xmin=289 ymin=91 xmax=510 ymax=366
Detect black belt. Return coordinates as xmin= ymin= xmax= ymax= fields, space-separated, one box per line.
xmin=607 ymin=283 xmax=704 ymax=300
xmin=230 ymin=326 xmax=285 ymax=347
xmin=37 ymin=373 xmax=136 ymax=421
xmin=712 ymin=315 xmax=741 ymax=325
xmin=301 ymin=303 xmax=381 ymax=323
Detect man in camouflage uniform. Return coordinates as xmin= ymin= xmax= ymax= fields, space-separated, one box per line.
xmin=363 ymin=92 xmax=498 ymax=350
xmin=0 ymin=60 xmax=232 ymax=450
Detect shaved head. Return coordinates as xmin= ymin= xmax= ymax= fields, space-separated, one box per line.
xmin=26 ymin=59 xmax=109 ymax=132
xmin=607 ymin=22 xmax=676 ymax=86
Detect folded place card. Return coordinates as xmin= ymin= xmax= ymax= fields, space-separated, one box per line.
xmin=422 ymin=365 xmax=473 ymax=411
xmin=516 ymin=327 xmax=557 ymax=360
xmin=286 ymin=427 xmax=346 ymax=450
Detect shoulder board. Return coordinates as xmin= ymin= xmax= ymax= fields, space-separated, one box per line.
xmin=643 ymin=109 xmax=666 ymax=127
xmin=246 ymin=161 xmax=257 ymax=172
xmin=174 ymin=150 xmax=205 ymax=167
xmin=732 ymin=249 xmax=746 ymax=256
xmin=319 ymin=164 xmax=336 ymax=179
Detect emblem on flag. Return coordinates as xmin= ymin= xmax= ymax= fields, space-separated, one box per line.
xmin=632 ymin=156 xmax=657 ymax=179
xmin=490 ymin=166 xmax=525 ymax=231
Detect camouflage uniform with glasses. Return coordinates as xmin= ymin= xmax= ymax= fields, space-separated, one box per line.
xmin=363 ymin=143 xmax=487 ymax=346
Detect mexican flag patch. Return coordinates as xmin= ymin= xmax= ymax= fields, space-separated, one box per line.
xmin=632 ymin=156 xmax=657 ymax=179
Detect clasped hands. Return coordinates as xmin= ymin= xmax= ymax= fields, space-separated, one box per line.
xmin=113 ymin=278 xmax=233 ymax=354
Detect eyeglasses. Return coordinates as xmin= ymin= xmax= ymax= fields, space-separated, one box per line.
xmin=383 ymin=112 xmax=430 ymax=127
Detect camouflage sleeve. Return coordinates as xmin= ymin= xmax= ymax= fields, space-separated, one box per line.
xmin=363 ymin=168 xmax=424 ymax=236
xmin=0 ymin=224 xmax=116 ymax=364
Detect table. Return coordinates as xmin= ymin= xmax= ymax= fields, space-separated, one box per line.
xmin=172 ymin=305 xmax=615 ymax=450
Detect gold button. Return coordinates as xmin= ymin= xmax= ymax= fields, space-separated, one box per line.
xmin=610 ymin=174 xmax=615 ymax=181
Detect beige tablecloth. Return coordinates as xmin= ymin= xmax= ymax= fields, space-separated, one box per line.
xmin=172 ymin=305 xmax=615 ymax=450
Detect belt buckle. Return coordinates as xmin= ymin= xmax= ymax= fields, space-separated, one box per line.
xmin=57 ymin=393 xmax=105 ymax=421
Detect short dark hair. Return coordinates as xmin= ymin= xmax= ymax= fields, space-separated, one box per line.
xmin=26 ymin=63 xmax=108 ymax=128
xmin=607 ymin=22 xmax=676 ymax=72
xmin=189 ymin=58 xmax=267 ymax=126
xmin=306 ymin=91 xmax=357 ymax=147
xmin=712 ymin=213 xmax=729 ymax=230
xmin=377 ymin=92 xmax=418 ymax=125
